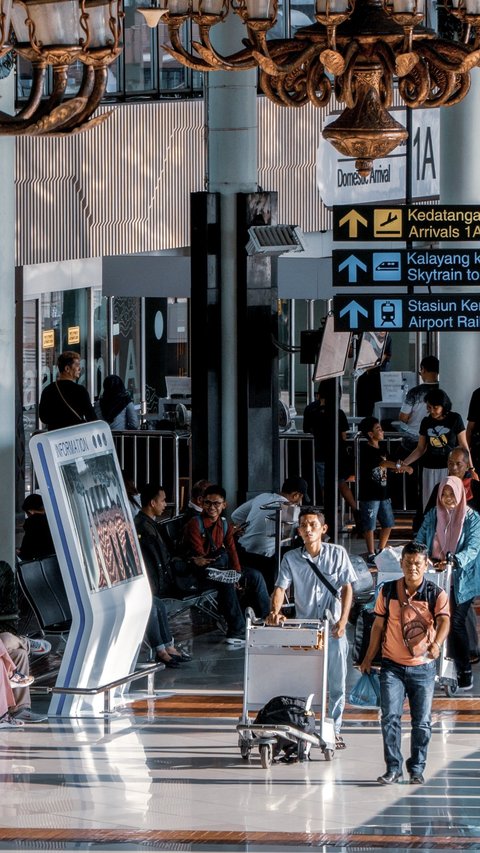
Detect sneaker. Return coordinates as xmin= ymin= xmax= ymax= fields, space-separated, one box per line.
xmin=11 ymin=708 xmax=48 ymax=723
xmin=0 ymin=713 xmax=24 ymax=729
xmin=9 ymin=671 xmax=34 ymax=688
xmin=366 ymin=553 xmax=377 ymax=566
xmin=26 ymin=638 xmax=52 ymax=656
xmin=457 ymin=672 xmax=473 ymax=691
xmin=224 ymin=636 xmax=245 ymax=647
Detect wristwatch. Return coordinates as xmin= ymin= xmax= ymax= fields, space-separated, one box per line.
xmin=396 ymin=461 xmax=402 ymax=470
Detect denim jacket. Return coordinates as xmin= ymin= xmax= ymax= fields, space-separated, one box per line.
xmin=415 ymin=506 xmax=480 ymax=604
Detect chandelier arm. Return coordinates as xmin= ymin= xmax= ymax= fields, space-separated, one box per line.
xmin=414 ymin=39 xmax=480 ymax=75
xmin=259 ymin=69 xmax=289 ymax=105
xmin=422 ymin=63 xmax=469 ymax=107
xmin=398 ymin=58 xmax=431 ymax=107
xmin=306 ymin=62 xmax=332 ymax=108
xmin=333 ymin=40 xmax=360 ymax=108
xmin=162 ymin=42 xmax=214 ymax=71
xmin=0 ymin=97 xmax=88 ymax=136
xmin=47 ymin=110 xmax=114 ymax=137
xmin=191 ymin=27 xmax=258 ymax=70
xmin=0 ymin=61 xmax=47 ymax=122
xmin=372 ymin=42 xmax=395 ymax=107
xmin=53 ymin=66 xmax=106 ymax=133
xmin=248 ymin=31 xmax=323 ymax=76
xmin=0 ymin=64 xmax=70 ymax=127
xmin=260 ymin=67 xmax=309 ymax=106
xmin=163 ymin=21 xmax=216 ymax=71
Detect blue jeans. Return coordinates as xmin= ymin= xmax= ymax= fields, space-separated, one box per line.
xmin=327 ymin=633 xmax=349 ymax=734
xmin=145 ymin=596 xmax=173 ymax=651
xmin=380 ymin=658 xmax=436 ymax=776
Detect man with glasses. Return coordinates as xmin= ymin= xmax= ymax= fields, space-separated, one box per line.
xmin=183 ymin=484 xmax=270 ymax=645
xmin=267 ymin=506 xmax=358 ymax=748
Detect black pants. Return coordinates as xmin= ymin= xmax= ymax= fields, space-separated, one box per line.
xmin=448 ymin=593 xmax=474 ymax=676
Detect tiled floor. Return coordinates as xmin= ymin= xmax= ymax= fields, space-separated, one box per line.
xmin=3 ymin=531 xmax=480 ymax=852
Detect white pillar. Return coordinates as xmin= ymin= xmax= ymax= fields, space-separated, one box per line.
xmin=0 ymin=71 xmax=16 ymax=566
xmin=440 ymin=74 xmax=480 ymax=420
xmin=206 ymin=13 xmax=257 ymax=502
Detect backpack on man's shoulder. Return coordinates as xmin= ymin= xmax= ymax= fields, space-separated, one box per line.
xmin=352 ymin=578 xmax=441 ymax=666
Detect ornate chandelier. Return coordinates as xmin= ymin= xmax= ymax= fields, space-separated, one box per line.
xmin=139 ymin=0 xmax=480 ymax=176
xmin=0 ymin=0 xmax=123 ymax=136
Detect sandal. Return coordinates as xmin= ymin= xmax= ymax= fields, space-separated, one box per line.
xmin=335 ymin=735 xmax=346 ymax=750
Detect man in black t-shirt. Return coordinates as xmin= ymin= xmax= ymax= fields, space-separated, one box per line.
xmin=39 ymin=351 xmax=96 ymax=431
xmin=358 ymin=417 xmax=413 ymax=564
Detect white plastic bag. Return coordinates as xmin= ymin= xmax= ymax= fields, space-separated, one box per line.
xmin=374 ymin=545 xmax=403 ymax=574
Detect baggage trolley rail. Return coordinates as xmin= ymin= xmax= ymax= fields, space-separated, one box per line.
xmin=236 ymin=611 xmax=336 ymax=767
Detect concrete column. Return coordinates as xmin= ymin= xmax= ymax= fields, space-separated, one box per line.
xmin=205 ymin=12 xmax=257 ymax=502
xmin=440 ymin=76 xmax=480 ymax=418
xmin=0 ymin=72 xmax=16 ymax=566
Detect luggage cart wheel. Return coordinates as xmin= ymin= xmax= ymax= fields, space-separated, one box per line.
xmin=297 ymin=741 xmax=309 ymax=763
xmin=445 ymin=681 xmax=458 ymax=697
xmin=324 ymin=748 xmax=335 ymax=762
xmin=260 ymin=743 xmax=273 ymax=769
xmin=240 ymin=741 xmax=252 ymax=760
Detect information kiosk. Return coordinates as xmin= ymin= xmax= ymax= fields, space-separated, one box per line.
xmin=30 ymin=422 xmax=152 ymax=717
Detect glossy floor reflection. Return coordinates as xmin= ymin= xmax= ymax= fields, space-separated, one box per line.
xmin=2 ymin=534 xmax=480 ymax=852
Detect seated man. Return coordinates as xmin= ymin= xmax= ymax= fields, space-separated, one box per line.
xmin=18 ymin=494 xmax=55 ymax=561
xmin=183 ymin=484 xmax=270 ymax=645
xmin=135 ymin=484 xmax=191 ymax=666
xmin=231 ymin=476 xmax=310 ymax=592
xmin=267 ymin=506 xmax=358 ymax=748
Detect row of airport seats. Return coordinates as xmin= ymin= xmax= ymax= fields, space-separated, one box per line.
xmin=15 ymin=515 xmax=219 ymax=645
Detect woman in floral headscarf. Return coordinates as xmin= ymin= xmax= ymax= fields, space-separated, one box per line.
xmin=416 ymin=476 xmax=480 ymax=692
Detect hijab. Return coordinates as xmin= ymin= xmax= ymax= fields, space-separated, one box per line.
xmin=432 ymin=475 xmax=467 ymax=560
xmin=99 ymin=375 xmax=131 ymax=423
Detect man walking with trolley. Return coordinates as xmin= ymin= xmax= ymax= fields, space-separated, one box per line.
xmin=267 ymin=506 xmax=357 ymax=749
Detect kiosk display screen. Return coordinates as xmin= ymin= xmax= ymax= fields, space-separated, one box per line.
xmin=355 ymin=331 xmax=388 ymax=372
xmin=60 ymin=451 xmax=144 ymax=592
xmin=313 ymin=315 xmax=351 ymax=381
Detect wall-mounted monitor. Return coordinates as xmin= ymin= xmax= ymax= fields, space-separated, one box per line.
xmin=355 ymin=331 xmax=388 ymax=373
xmin=313 ymin=314 xmax=351 ymax=381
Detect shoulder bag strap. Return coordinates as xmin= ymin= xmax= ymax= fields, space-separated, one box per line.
xmin=55 ymin=381 xmax=84 ymax=423
xmin=305 ymin=556 xmax=338 ymax=598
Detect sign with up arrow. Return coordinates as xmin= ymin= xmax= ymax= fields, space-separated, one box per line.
xmin=334 ymin=294 xmax=480 ymax=331
xmin=333 ymin=205 xmax=480 ymax=242
xmin=333 ymin=248 xmax=480 ymax=286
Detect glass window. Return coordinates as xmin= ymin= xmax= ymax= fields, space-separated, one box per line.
xmin=124 ymin=8 xmax=156 ymax=93
xmin=40 ymin=289 xmax=89 ymax=394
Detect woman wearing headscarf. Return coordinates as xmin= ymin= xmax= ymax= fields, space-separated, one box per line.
xmin=415 ymin=476 xmax=480 ymax=691
xmin=98 ymin=375 xmax=139 ymax=430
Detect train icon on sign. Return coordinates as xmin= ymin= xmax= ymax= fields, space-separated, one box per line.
xmin=373 ymin=252 xmax=402 ymax=281
xmin=374 ymin=299 xmax=403 ymax=328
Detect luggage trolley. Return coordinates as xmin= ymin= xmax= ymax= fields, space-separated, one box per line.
xmin=431 ymin=557 xmax=458 ymax=697
xmin=236 ymin=610 xmax=336 ymax=768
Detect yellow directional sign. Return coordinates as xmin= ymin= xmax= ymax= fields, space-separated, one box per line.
xmin=338 ymin=209 xmax=368 ymax=238
xmin=333 ymin=204 xmax=480 ymax=241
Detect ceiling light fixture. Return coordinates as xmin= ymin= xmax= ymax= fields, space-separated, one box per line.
xmin=0 ymin=0 xmax=123 ymax=136
xmin=138 ymin=0 xmax=480 ymax=176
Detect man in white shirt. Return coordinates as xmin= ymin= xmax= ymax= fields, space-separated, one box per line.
xmin=399 ymin=356 xmax=439 ymax=450
xmin=231 ymin=477 xmax=310 ymax=591
xmin=267 ymin=507 xmax=357 ymax=746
